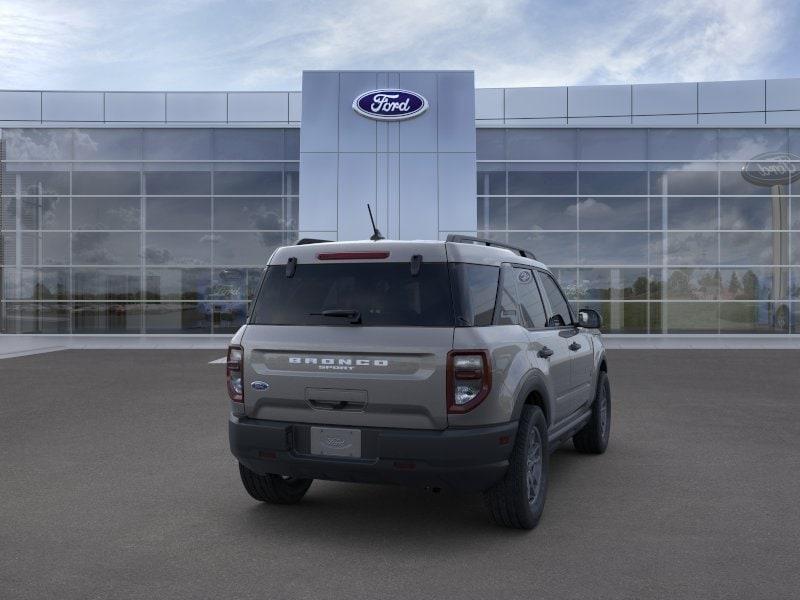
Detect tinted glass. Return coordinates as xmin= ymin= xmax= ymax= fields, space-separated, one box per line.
xmin=450 ymin=263 xmax=498 ymax=326
xmin=539 ymin=272 xmax=572 ymax=326
xmin=213 ymin=197 xmax=284 ymax=230
xmin=514 ymin=268 xmax=547 ymax=328
xmin=495 ymin=265 xmax=519 ymax=326
xmin=251 ymin=263 xmax=453 ymax=327
xmin=72 ymin=171 xmax=141 ymax=195
xmin=145 ymin=197 xmax=211 ymax=230
xmin=72 ymin=197 xmax=140 ymax=230
xmin=145 ymin=171 xmax=210 ymax=195
xmin=214 ymin=171 xmax=282 ymax=195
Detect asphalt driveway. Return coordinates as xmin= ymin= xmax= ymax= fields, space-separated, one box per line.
xmin=1 ymin=349 xmax=799 ymax=599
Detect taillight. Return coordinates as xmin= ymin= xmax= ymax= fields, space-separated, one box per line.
xmin=447 ymin=350 xmax=491 ymax=413
xmin=227 ymin=345 xmax=244 ymax=403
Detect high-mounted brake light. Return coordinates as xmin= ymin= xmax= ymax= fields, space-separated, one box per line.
xmin=227 ymin=345 xmax=244 ymax=403
xmin=317 ymin=252 xmax=390 ymax=260
xmin=447 ymin=350 xmax=492 ymax=413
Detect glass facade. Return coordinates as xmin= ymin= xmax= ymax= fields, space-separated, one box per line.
xmin=0 ymin=128 xmax=299 ymax=333
xmin=477 ymin=128 xmax=800 ymax=334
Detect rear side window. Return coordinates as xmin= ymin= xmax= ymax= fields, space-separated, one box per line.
xmin=514 ymin=268 xmax=547 ymax=328
xmin=450 ymin=263 xmax=499 ymax=326
xmin=539 ymin=272 xmax=572 ymax=327
xmin=250 ymin=262 xmax=454 ymax=326
xmin=495 ymin=265 xmax=519 ymax=326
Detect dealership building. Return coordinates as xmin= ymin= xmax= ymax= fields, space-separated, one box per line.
xmin=1 ymin=70 xmax=799 ymax=337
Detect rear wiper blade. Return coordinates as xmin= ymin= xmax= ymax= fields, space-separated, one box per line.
xmin=309 ymin=309 xmax=362 ymax=324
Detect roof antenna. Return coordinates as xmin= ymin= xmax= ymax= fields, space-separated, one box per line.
xmin=367 ymin=204 xmax=385 ymax=241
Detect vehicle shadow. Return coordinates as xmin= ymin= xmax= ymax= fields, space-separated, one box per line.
xmin=235 ymin=446 xmax=589 ymax=544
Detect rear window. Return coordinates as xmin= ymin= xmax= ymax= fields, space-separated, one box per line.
xmin=450 ymin=263 xmax=499 ymax=326
xmin=251 ymin=262 xmax=454 ymax=326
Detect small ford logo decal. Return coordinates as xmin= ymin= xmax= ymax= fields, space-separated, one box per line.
xmin=324 ymin=436 xmax=350 ymax=449
xmin=741 ymin=152 xmax=800 ymax=186
xmin=251 ymin=381 xmax=269 ymax=390
xmin=353 ymin=89 xmax=428 ymax=121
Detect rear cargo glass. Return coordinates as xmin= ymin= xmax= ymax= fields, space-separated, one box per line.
xmin=449 ymin=263 xmax=500 ymax=326
xmin=251 ymin=262 xmax=454 ymax=326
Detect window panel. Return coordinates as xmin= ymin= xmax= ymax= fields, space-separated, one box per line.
xmin=578 ymin=197 xmax=647 ymax=230
xmin=1 ymin=197 xmax=16 ymax=229
xmin=145 ymin=197 xmax=211 ymax=230
xmin=507 ymin=232 xmax=577 ymax=266
xmin=667 ymin=232 xmax=719 ymax=265
xmin=144 ymin=303 xmax=212 ymax=334
xmin=145 ymin=232 xmax=212 ymax=266
xmin=508 ymin=170 xmax=576 ymax=195
xmin=20 ymin=196 xmax=69 ymax=230
xmin=476 ymin=167 xmax=506 ymax=195
xmin=506 ymin=129 xmax=576 ymax=160
xmin=73 ymin=302 xmax=142 ymax=333
xmin=720 ymin=197 xmax=781 ymax=230
xmin=549 ymin=268 xmax=578 ymax=300
xmin=212 ymin=232 xmax=283 ymax=266
xmin=143 ymin=129 xmax=213 ymax=160
xmin=72 ymin=197 xmax=140 ymax=230
xmin=73 ymin=129 xmax=142 ymax=160
xmin=2 ymin=302 xmax=71 ymax=333
xmin=578 ymin=268 xmax=649 ymax=300
xmin=212 ymin=302 xmax=249 ymax=333
xmin=476 ymin=129 xmax=505 ymax=160
xmin=213 ymin=170 xmax=282 ymax=195
xmin=718 ymin=129 xmax=788 ymax=160
xmin=720 ymin=169 xmax=775 ymax=196
xmin=664 ymin=302 xmax=719 ymax=333
xmin=72 ymin=232 xmax=140 ymax=265
xmin=719 ymin=267 xmax=786 ymax=301
xmin=285 ymin=129 xmax=300 ymax=159
xmin=477 ymin=197 xmax=506 ymax=230
xmin=145 ymin=268 xmax=212 ymax=300
xmin=647 ymin=129 xmax=717 ymax=161
xmin=213 ymin=197 xmax=284 ymax=230
xmin=650 ymin=170 xmax=717 ymax=195
xmin=144 ymin=171 xmax=210 ymax=195
xmin=72 ymin=268 xmax=141 ymax=300
xmin=579 ymin=233 xmax=649 ymax=266
xmin=578 ymin=302 xmax=648 ymax=334
xmin=719 ymin=302 xmax=789 ymax=334
xmin=579 ymin=171 xmax=647 ymax=195
xmin=2 ymin=267 xmax=68 ymax=300
xmin=214 ymin=129 xmax=284 ymax=160
xmin=720 ymin=232 xmax=776 ymax=265
xmin=210 ymin=268 xmax=249 ymax=301
xmin=578 ymin=129 xmax=646 ymax=160
xmin=11 ymin=232 xmax=71 ymax=265
xmin=666 ymin=268 xmax=720 ymax=300
xmin=72 ymin=171 xmax=141 ymax=195
xmin=16 ymin=171 xmax=70 ymax=195
xmin=3 ymin=129 xmax=73 ymax=160
xmin=508 ymin=197 xmax=576 ymax=230
xmin=667 ymin=197 xmax=718 ymax=230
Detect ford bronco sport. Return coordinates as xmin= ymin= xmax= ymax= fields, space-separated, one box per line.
xmin=228 ymin=234 xmax=610 ymax=529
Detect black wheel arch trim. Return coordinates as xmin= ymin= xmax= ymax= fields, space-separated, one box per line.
xmin=510 ymin=369 xmax=555 ymax=425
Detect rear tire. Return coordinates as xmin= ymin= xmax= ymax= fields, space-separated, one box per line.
xmin=238 ymin=463 xmax=312 ymax=504
xmin=484 ymin=405 xmax=549 ymax=530
xmin=573 ymin=371 xmax=611 ymax=454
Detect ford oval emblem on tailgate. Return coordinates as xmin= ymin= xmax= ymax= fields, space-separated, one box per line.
xmin=251 ymin=381 xmax=269 ymax=390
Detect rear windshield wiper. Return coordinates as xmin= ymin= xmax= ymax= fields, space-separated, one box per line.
xmin=309 ymin=309 xmax=362 ymax=324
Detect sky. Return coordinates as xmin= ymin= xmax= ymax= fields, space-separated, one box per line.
xmin=0 ymin=0 xmax=798 ymax=91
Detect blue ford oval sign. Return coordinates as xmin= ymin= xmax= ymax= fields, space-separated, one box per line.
xmin=353 ymin=89 xmax=428 ymax=121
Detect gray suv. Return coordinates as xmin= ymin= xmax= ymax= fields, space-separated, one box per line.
xmin=228 ymin=235 xmax=610 ymax=529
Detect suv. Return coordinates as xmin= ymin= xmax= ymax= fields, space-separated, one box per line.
xmin=228 ymin=235 xmax=610 ymax=529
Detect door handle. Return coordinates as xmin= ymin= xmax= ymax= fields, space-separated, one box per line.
xmin=537 ymin=346 xmax=554 ymax=358
xmin=568 ymin=342 xmax=581 ymax=351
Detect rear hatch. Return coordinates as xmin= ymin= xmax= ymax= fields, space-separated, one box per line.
xmin=242 ymin=242 xmax=454 ymax=430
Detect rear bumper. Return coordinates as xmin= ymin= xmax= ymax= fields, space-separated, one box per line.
xmin=229 ymin=415 xmax=517 ymax=492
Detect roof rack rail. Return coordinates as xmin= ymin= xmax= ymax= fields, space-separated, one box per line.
xmin=296 ymin=238 xmax=333 ymax=245
xmin=445 ymin=234 xmax=536 ymax=260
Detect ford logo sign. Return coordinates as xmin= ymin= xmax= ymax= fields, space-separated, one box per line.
xmin=741 ymin=152 xmax=800 ymax=187
xmin=251 ymin=381 xmax=269 ymax=391
xmin=353 ymin=89 xmax=428 ymax=121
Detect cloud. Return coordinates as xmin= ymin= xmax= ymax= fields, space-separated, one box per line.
xmin=0 ymin=0 xmax=795 ymax=90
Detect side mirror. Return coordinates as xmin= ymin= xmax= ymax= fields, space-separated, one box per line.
xmin=578 ymin=309 xmax=602 ymax=329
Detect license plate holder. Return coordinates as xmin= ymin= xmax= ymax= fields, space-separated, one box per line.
xmin=309 ymin=427 xmax=362 ymax=458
